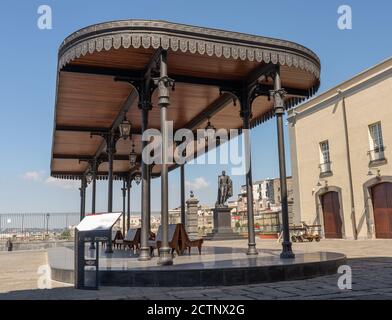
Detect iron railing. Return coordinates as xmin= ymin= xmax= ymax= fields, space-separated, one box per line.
xmin=368 ymin=146 xmax=386 ymax=162
xmin=0 ymin=213 xmax=79 ymax=241
xmin=319 ymin=162 xmax=332 ymax=174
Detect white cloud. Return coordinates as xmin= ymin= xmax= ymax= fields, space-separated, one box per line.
xmin=45 ymin=177 xmax=80 ymax=190
xmin=185 ymin=177 xmax=210 ymax=191
xmin=20 ymin=170 xmax=45 ymax=182
xmin=20 ymin=170 xmax=80 ymax=190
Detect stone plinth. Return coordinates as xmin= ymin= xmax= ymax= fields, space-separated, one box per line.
xmin=206 ymin=206 xmax=242 ymax=240
xmin=185 ymin=192 xmax=199 ymax=240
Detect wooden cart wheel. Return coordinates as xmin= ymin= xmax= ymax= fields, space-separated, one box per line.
xmin=291 ymin=235 xmax=297 ymax=242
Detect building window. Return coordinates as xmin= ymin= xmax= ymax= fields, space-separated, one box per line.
xmin=368 ymin=122 xmax=386 ymax=162
xmin=319 ymin=140 xmax=332 ymax=175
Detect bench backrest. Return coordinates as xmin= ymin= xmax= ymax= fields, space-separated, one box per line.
xmin=155 ymin=224 xmax=179 ymax=242
xmin=124 ymin=228 xmax=138 ymax=241
xmin=179 ymin=223 xmax=190 ymax=242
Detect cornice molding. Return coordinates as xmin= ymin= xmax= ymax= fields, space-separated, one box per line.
xmin=58 ymin=20 xmax=320 ymax=79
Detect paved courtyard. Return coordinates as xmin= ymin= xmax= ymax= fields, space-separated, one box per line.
xmin=0 ymin=239 xmax=391 ymax=300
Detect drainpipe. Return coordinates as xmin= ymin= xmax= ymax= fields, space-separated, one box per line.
xmin=338 ymin=89 xmax=358 ymax=240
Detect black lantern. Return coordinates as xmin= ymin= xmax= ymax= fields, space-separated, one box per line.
xmin=129 ymin=142 xmax=137 ymax=167
xmin=134 ymin=172 xmax=142 ymax=185
xmin=85 ymin=171 xmax=93 ymax=184
xmin=119 ymin=116 xmax=132 ymax=140
xmin=205 ymin=117 xmax=216 ymax=142
xmin=205 ymin=117 xmax=216 ymax=131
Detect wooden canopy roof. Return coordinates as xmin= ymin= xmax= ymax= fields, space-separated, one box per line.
xmin=50 ymin=20 xmax=321 ymax=180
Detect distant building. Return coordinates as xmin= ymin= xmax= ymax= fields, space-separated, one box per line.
xmin=169 ymin=207 xmax=181 ymax=224
xmin=236 ymin=177 xmax=293 ymax=217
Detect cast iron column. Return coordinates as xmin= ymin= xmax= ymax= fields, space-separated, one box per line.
xmin=89 ymin=160 xmax=98 ymax=250
xmin=157 ymin=50 xmax=173 ymax=265
xmin=241 ymin=91 xmax=258 ymax=256
xmin=79 ymin=176 xmax=87 ymax=221
xmin=127 ymin=176 xmax=131 ymax=231
xmin=180 ymin=164 xmax=186 ymax=225
xmin=106 ymin=133 xmax=115 ymax=253
xmin=122 ymin=178 xmax=126 ymax=236
xmin=147 ymin=164 xmax=152 ymax=234
xmin=91 ymin=160 xmax=97 ymax=214
xmin=272 ymin=67 xmax=295 ymax=259
xmin=139 ymin=98 xmax=152 ymax=261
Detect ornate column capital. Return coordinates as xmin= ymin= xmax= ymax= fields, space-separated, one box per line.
xmin=104 ymin=132 xmax=119 ymax=155
xmin=154 ymin=75 xmax=175 ymax=107
xmin=270 ymin=88 xmax=287 ymax=115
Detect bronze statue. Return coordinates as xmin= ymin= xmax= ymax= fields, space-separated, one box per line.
xmin=216 ymin=170 xmax=233 ymax=207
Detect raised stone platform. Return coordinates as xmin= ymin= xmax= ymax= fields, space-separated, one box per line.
xmin=48 ymin=245 xmax=346 ymax=287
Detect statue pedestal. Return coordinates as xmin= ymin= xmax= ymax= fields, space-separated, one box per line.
xmin=205 ymin=206 xmax=242 ymax=240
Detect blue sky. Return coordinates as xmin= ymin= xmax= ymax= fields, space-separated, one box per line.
xmin=0 ymin=0 xmax=391 ymax=213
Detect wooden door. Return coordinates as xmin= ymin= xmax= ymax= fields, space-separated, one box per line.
xmin=371 ymin=182 xmax=392 ymax=238
xmin=321 ymin=191 xmax=343 ymax=238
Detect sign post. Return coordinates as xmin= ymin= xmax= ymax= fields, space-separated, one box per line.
xmin=74 ymin=212 xmax=122 ymax=290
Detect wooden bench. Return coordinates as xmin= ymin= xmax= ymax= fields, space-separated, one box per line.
xmin=179 ymin=224 xmax=203 ymax=255
xmin=112 ymin=230 xmax=124 ymax=249
xmin=148 ymin=224 xmax=181 ymax=256
xmin=115 ymin=228 xmax=140 ymax=251
xmin=102 ymin=229 xmax=123 ymax=249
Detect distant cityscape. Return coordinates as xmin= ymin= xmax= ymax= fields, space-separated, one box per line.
xmin=0 ymin=176 xmax=293 ymax=241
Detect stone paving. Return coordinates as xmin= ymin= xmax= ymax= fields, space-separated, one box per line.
xmin=0 ymin=239 xmax=391 ymax=300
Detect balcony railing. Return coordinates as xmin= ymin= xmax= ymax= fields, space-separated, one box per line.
xmin=368 ymin=146 xmax=386 ymax=162
xmin=319 ymin=162 xmax=332 ymax=175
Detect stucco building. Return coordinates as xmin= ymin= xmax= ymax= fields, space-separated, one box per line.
xmin=237 ymin=178 xmax=293 ymax=215
xmin=288 ymin=57 xmax=392 ymax=239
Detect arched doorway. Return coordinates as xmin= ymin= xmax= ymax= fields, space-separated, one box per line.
xmin=321 ymin=191 xmax=343 ymax=238
xmin=371 ymin=182 xmax=392 ymax=238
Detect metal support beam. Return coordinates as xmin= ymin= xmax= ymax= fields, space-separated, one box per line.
xmin=107 ymin=134 xmax=115 ymax=213
xmin=147 ymin=164 xmax=152 ymax=234
xmin=56 ymin=125 xmax=142 ymax=135
xmin=271 ymin=66 xmax=295 ymax=259
xmin=61 ymin=64 xmax=239 ymax=89
xmin=79 ymin=177 xmax=87 ymax=221
xmin=246 ymin=62 xmax=276 ymax=88
xmin=240 ymin=89 xmax=258 ymax=256
xmin=127 ymin=176 xmax=131 ymax=231
xmin=88 ymin=160 xmax=98 ymax=250
xmin=54 ymin=154 xmax=131 ymax=161
xmin=139 ymin=84 xmax=154 ymax=261
xmin=139 ymin=107 xmax=152 ymax=261
xmin=105 ymin=133 xmax=116 ymax=254
xmin=91 ymin=160 xmax=98 ymax=214
xmin=61 ymin=64 xmax=308 ymax=98
xmin=157 ymin=50 xmax=174 ymax=266
xmin=183 ymin=93 xmax=233 ymax=130
xmin=81 ymin=89 xmax=138 ymax=180
xmin=122 ymin=179 xmax=126 ymax=236
xmin=180 ymin=164 xmax=186 ymax=225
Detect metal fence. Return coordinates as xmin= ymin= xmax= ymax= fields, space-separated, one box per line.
xmin=0 ymin=213 xmax=80 ymax=241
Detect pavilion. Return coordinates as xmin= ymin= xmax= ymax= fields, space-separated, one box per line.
xmin=50 ymin=19 xmax=321 ymax=266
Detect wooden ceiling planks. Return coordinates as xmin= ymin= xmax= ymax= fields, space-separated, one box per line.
xmin=56 ymin=72 xmax=132 ymax=128
xmin=53 ymin=131 xmax=103 ymax=156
